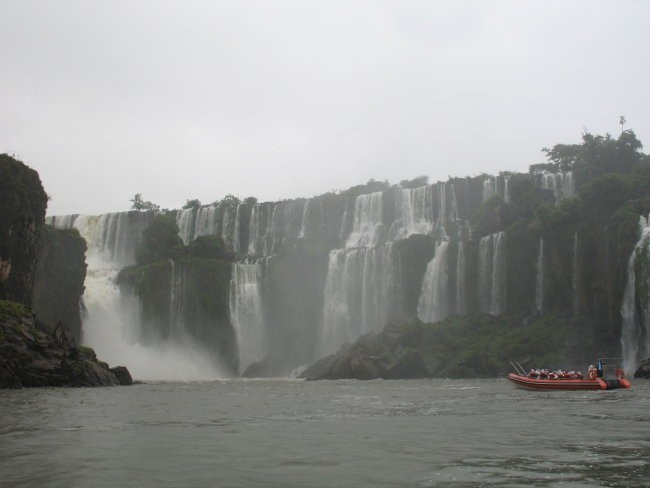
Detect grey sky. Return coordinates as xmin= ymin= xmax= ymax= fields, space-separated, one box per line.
xmin=1 ymin=0 xmax=649 ymax=216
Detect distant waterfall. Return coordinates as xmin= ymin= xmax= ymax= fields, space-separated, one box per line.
xmin=478 ymin=232 xmax=507 ymax=315
xmin=417 ymin=241 xmax=450 ymax=322
xmin=230 ymin=263 xmax=266 ymax=372
xmin=346 ymin=192 xmax=384 ymax=248
xmin=621 ymin=215 xmax=650 ymax=374
xmin=48 ymin=211 xmax=225 ymax=380
xmin=456 ymin=240 xmax=466 ymax=315
xmin=482 ymin=175 xmax=510 ymax=203
xmin=176 ymin=208 xmax=196 ymax=246
xmin=318 ymin=243 xmax=397 ymax=356
xmin=393 ymin=186 xmax=433 ymax=239
xmin=482 ymin=177 xmax=497 ymax=202
xmin=539 ymin=172 xmax=575 ymax=202
xmin=169 ymin=260 xmax=185 ymax=335
xmin=535 ymin=238 xmax=544 ymax=313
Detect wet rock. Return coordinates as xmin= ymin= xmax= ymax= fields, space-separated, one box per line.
xmin=633 ymin=358 xmax=650 ymax=379
xmin=110 ymin=366 xmax=134 ymax=385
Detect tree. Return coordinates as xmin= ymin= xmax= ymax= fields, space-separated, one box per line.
xmin=135 ymin=213 xmax=183 ymax=264
xmin=213 ymin=194 xmax=241 ymax=208
xmin=130 ymin=193 xmax=160 ymax=212
xmin=620 ymin=115 xmax=626 ymax=134
xmin=183 ymin=199 xmax=201 ymax=210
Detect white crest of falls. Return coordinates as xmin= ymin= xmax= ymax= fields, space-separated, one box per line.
xmin=346 ymin=192 xmax=384 ymax=248
xmin=317 ymin=243 xmax=397 ymax=356
xmin=478 ymin=231 xmax=507 ymax=315
xmin=247 ymin=200 xmax=305 ymax=257
xmin=229 ymin=263 xmax=266 ymax=372
xmin=417 ymin=241 xmax=450 ymax=323
xmin=482 ymin=175 xmax=511 ymax=203
xmin=176 ymin=204 xmax=239 ymax=248
xmin=539 ymin=172 xmax=575 ymax=202
xmin=621 ymin=215 xmax=650 ymax=374
xmin=393 ymin=186 xmax=433 ymax=239
xmin=456 ymin=240 xmax=466 ymax=315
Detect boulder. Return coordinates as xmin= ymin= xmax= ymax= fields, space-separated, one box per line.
xmin=109 ymin=366 xmax=134 ymax=385
xmin=633 ymin=358 xmax=650 ymax=379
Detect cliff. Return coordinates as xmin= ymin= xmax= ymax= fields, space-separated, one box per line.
xmin=32 ymin=225 xmax=87 ymax=342
xmin=0 ymin=154 xmax=48 ymax=306
xmin=0 ymin=154 xmax=132 ymax=388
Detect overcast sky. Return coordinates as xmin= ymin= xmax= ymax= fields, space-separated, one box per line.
xmin=1 ymin=1 xmax=649 ymax=216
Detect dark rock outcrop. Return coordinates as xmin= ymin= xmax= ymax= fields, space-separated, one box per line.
xmin=0 ymin=155 xmax=48 ymax=306
xmin=633 ymin=358 xmax=650 ymax=379
xmin=301 ymin=331 xmax=431 ymax=381
xmin=109 ymin=366 xmax=134 ymax=385
xmin=32 ymin=225 xmax=87 ymax=342
xmin=0 ymin=299 xmax=129 ymax=388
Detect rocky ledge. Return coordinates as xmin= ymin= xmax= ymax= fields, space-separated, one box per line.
xmin=0 ymin=300 xmax=132 ymax=388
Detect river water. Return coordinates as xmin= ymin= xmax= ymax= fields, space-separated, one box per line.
xmin=1 ymin=379 xmax=648 ymax=487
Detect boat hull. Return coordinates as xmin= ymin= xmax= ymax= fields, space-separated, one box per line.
xmin=507 ymin=373 xmax=631 ymax=390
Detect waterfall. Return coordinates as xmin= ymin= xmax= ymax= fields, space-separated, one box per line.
xmin=393 ymin=186 xmax=433 ymax=239
xmin=621 ymin=215 xmax=650 ymax=374
xmin=346 ymin=192 xmax=384 ymax=248
xmin=482 ymin=177 xmax=497 ymax=202
xmin=535 ymin=238 xmax=544 ymax=313
xmin=417 ymin=241 xmax=450 ymax=322
xmin=169 ymin=260 xmax=185 ymax=335
xmin=456 ymin=240 xmax=466 ymax=315
xmin=540 ymin=172 xmax=575 ymax=202
xmin=229 ymin=263 xmax=266 ymax=372
xmin=48 ymin=211 xmax=225 ymax=380
xmin=176 ymin=208 xmax=196 ymax=246
xmin=478 ymin=231 xmax=507 ymax=315
xmin=318 ymin=243 xmax=397 ymax=356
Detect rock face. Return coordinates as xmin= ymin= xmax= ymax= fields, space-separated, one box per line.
xmin=0 ymin=155 xmax=48 ymax=306
xmin=301 ymin=326 xmax=431 ymax=381
xmin=32 ymin=225 xmax=87 ymax=342
xmin=0 ymin=300 xmax=130 ymax=388
xmin=633 ymin=358 xmax=650 ymax=379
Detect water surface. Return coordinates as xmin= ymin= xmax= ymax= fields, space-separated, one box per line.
xmin=1 ymin=379 xmax=648 ymax=487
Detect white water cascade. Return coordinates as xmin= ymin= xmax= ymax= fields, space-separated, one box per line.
xmin=318 ymin=243 xmax=397 ymax=356
xmin=478 ymin=232 xmax=507 ymax=315
xmin=346 ymin=192 xmax=384 ymax=248
xmin=456 ymin=240 xmax=466 ymax=315
xmin=393 ymin=186 xmax=433 ymax=239
xmin=620 ymin=215 xmax=650 ymax=374
xmin=540 ymin=172 xmax=576 ymax=202
xmin=49 ymin=212 xmax=225 ymax=380
xmin=229 ymin=263 xmax=266 ymax=372
xmin=417 ymin=241 xmax=450 ymax=322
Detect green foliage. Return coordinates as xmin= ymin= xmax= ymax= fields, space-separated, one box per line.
xmin=186 ymin=236 xmax=230 ymax=260
xmin=399 ymin=175 xmax=429 ymax=189
xmin=579 ymin=174 xmax=633 ymax=218
xmin=0 ymin=299 xmax=30 ymax=321
xmin=130 ymin=193 xmax=160 ymax=212
xmin=536 ymin=130 xmax=643 ymax=183
xmin=183 ymin=199 xmax=201 ymax=210
xmin=213 ymin=194 xmax=241 ymax=207
xmin=135 ymin=213 xmax=184 ymax=264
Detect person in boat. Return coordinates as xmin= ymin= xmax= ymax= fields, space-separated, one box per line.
xmin=588 ymin=365 xmax=597 ymax=380
xmin=528 ymin=369 xmax=539 ymax=378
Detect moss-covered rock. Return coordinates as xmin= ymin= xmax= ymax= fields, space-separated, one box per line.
xmin=0 ymin=299 xmax=129 ymax=388
xmin=302 ymin=312 xmax=604 ymax=380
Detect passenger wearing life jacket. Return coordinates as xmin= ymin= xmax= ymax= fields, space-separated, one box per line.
xmin=588 ymin=365 xmax=598 ymax=380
